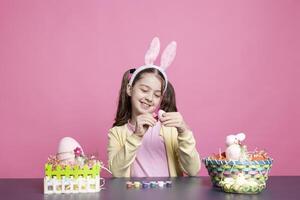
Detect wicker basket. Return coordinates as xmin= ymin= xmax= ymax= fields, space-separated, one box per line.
xmin=203 ymin=158 xmax=273 ymax=194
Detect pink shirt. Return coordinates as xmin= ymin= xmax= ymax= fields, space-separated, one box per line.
xmin=127 ymin=121 xmax=169 ymax=177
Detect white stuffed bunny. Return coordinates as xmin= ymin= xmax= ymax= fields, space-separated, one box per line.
xmin=225 ymin=133 xmax=248 ymax=161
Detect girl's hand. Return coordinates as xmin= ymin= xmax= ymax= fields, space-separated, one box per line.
xmin=134 ymin=113 xmax=156 ymax=137
xmin=160 ymin=112 xmax=189 ymax=134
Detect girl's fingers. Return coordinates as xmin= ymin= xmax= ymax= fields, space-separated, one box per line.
xmin=137 ymin=114 xmax=156 ymax=125
xmin=142 ymin=114 xmax=157 ymax=124
xmin=160 ymin=116 xmax=181 ymax=123
xmin=163 ymin=112 xmax=181 ymax=117
xmin=160 ymin=112 xmax=182 ymax=122
xmin=163 ymin=122 xmax=180 ymax=127
xmin=159 ymin=116 xmax=172 ymax=122
xmin=162 ymin=119 xmax=180 ymax=126
xmin=142 ymin=113 xmax=156 ymax=120
xmin=136 ymin=120 xmax=154 ymax=135
xmin=147 ymin=116 xmax=157 ymax=124
xmin=138 ymin=117 xmax=155 ymax=127
xmin=143 ymin=120 xmax=155 ymax=127
xmin=159 ymin=114 xmax=178 ymax=122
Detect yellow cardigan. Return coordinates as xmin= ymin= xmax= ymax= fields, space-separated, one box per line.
xmin=107 ymin=124 xmax=201 ymax=177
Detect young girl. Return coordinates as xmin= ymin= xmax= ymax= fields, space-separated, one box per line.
xmin=107 ymin=37 xmax=200 ymax=177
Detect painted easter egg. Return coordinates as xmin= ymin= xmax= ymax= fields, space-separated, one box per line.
xmin=158 ymin=109 xmax=166 ymax=120
xmin=57 ymin=137 xmax=84 ymax=164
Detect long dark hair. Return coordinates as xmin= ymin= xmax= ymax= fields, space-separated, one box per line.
xmin=113 ymin=68 xmax=177 ymax=127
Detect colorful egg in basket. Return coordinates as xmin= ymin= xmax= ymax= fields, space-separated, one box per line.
xmin=203 ymin=155 xmax=273 ymax=194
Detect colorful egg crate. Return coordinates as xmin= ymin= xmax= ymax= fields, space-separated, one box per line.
xmin=44 ymin=158 xmax=103 ymax=194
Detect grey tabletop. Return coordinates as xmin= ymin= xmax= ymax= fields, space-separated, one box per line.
xmin=0 ymin=177 xmax=299 ymax=200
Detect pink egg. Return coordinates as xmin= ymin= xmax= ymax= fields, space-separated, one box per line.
xmin=158 ymin=109 xmax=166 ymax=120
xmin=57 ymin=137 xmax=84 ymax=163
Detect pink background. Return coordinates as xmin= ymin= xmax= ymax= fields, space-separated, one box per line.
xmin=0 ymin=0 xmax=299 ymax=178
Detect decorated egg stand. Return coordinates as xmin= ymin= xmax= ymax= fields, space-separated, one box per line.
xmin=203 ymin=133 xmax=273 ymax=194
xmin=44 ymin=137 xmax=111 ymax=194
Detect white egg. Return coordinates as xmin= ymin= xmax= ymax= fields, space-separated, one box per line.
xmin=158 ymin=109 xmax=166 ymax=120
xmin=235 ymin=175 xmax=247 ymax=186
xmin=57 ymin=137 xmax=84 ymax=163
xmin=224 ymin=177 xmax=235 ymax=184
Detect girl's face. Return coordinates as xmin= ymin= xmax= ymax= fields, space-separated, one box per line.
xmin=127 ymin=73 xmax=163 ymax=116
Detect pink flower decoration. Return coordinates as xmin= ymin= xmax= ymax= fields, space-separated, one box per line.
xmin=74 ymin=147 xmax=82 ymax=157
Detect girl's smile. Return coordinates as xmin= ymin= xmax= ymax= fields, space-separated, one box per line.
xmin=140 ymin=101 xmax=153 ymax=110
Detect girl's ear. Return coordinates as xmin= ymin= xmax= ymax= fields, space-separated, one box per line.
xmin=126 ymin=84 xmax=132 ymax=96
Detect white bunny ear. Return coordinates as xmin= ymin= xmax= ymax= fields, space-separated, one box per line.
xmin=145 ymin=37 xmax=160 ymax=65
xmin=160 ymin=41 xmax=177 ymax=70
xmin=236 ymin=133 xmax=246 ymax=141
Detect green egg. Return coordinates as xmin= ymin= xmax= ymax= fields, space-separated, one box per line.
xmin=251 ymin=185 xmax=258 ymax=192
xmin=236 ymin=165 xmax=245 ymax=169
xmin=233 ymin=184 xmax=240 ymax=192
xmin=223 ymin=183 xmax=232 ymax=191
xmin=254 ymin=174 xmax=261 ymax=179
xmin=242 ymin=185 xmax=250 ymax=193
xmin=259 ymin=176 xmax=265 ymax=182
xmin=223 ymin=165 xmax=231 ymax=169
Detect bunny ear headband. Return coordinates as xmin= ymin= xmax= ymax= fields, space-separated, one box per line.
xmin=128 ymin=37 xmax=177 ymax=93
